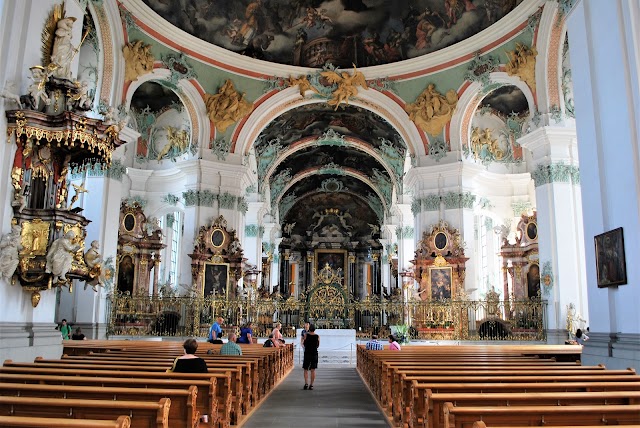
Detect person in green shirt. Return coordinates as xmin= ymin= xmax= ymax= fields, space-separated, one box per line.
xmin=59 ymin=319 xmax=71 ymax=340
xmin=220 ymin=333 xmax=242 ymax=355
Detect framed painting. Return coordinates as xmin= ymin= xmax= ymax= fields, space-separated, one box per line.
xmin=594 ymin=227 xmax=627 ymax=287
xmin=315 ymin=249 xmax=347 ymax=274
xmin=203 ymin=262 xmax=230 ymax=298
xmin=429 ymin=266 xmax=453 ymax=300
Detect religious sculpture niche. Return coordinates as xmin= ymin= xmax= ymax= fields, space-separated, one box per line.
xmin=203 ymin=79 xmax=253 ymax=133
xmin=190 ymin=215 xmax=246 ymax=299
xmin=505 ymin=42 xmax=537 ymax=92
xmin=405 ymin=83 xmax=458 ymax=136
xmin=1 ymin=3 xmax=124 ymax=305
xmin=500 ymin=212 xmax=540 ymax=299
xmin=115 ymin=202 xmax=165 ymax=296
xmin=413 ymin=220 xmax=468 ymax=302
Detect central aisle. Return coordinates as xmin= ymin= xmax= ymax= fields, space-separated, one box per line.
xmin=242 ymin=367 xmax=390 ymax=428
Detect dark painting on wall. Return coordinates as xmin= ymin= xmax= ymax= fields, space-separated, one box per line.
xmin=315 ymin=249 xmax=346 ymax=275
xmin=203 ymin=263 xmax=230 ymax=298
xmin=595 ymin=227 xmax=627 ymax=287
xmin=429 ymin=266 xmax=452 ymax=300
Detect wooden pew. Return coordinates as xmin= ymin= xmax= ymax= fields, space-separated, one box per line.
xmin=391 ymin=367 xmax=638 ymax=422
xmin=387 ymin=369 xmax=640 ymax=421
xmin=16 ymin=358 xmax=247 ymax=422
xmin=472 ymin=422 xmax=640 ymax=428
xmin=0 ymin=415 xmax=131 ymax=428
xmin=423 ymin=390 xmax=640 ymax=428
xmin=0 ymin=396 xmax=169 ymax=428
xmin=443 ymin=403 xmax=640 ymax=428
xmin=0 ymin=382 xmax=198 ymax=428
xmin=409 ymin=381 xmax=640 ymax=428
xmin=0 ymin=373 xmax=222 ymax=428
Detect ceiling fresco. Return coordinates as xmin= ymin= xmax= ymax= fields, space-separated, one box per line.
xmin=140 ymin=0 xmax=523 ymax=67
xmin=130 ymin=81 xmax=181 ymax=112
xmin=480 ymin=85 xmax=529 ymax=117
xmin=258 ymin=104 xmax=403 ymax=149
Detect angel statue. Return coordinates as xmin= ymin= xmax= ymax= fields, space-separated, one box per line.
xmin=45 ymin=230 xmax=79 ymax=284
xmin=156 ymin=127 xmax=190 ymax=161
xmin=0 ymin=225 xmax=23 ymax=282
xmin=288 ymin=75 xmax=318 ymax=97
xmin=83 ymin=240 xmax=106 ymax=291
xmin=320 ymin=64 xmax=368 ymax=110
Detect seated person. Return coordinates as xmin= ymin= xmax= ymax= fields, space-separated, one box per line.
xmin=263 ymin=333 xmax=275 ymax=347
xmin=220 ymin=333 xmax=243 ymax=355
xmin=71 ymin=327 xmax=86 ymax=340
xmin=168 ymin=338 xmax=208 ymax=373
xmin=237 ymin=321 xmax=254 ymax=344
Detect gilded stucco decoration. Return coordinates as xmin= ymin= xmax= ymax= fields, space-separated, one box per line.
xmin=320 ymin=65 xmax=368 ymax=110
xmin=122 ymin=40 xmax=155 ymax=82
xmin=204 ymin=79 xmax=253 ymax=133
xmin=505 ymin=42 xmax=538 ymax=92
xmin=156 ymin=126 xmax=191 ymax=161
xmin=288 ymin=75 xmax=318 ymax=97
xmin=405 ymin=84 xmax=458 ymax=136
xmin=469 ymin=126 xmax=505 ymax=161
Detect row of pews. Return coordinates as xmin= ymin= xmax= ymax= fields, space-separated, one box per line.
xmin=357 ymin=344 xmax=640 ymax=428
xmin=0 ymin=339 xmax=293 ymax=428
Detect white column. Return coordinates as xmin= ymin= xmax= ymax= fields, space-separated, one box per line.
xmin=519 ymin=126 xmax=587 ymax=343
xmin=566 ymin=0 xmax=640 ymax=370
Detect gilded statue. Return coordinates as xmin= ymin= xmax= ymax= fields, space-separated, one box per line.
xmin=69 ymin=182 xmax=89 ymax=209
xmin=84 ymin=240 xmax=106 ymax=291
xmin=204 ymin=79 xmax=253 ymax=133
xmin=0 ymin=225 xmax=23 ymax=281
xmin=45 ymin=230 xmax=79 ymax=283
xmin=156 ymin=126 xmax=190 ymax=160
xmin=288 ymin=75 xmax=318 ymax=97
xmin=470 ymin=127 xmax=504 ymax=161
xmin=505 ymin=42 xmax=537 ymax=92
xmin=405 ymin=83 xmax=458 ymax=136
xmin=123 ymin=40 xmax=155 ymax=82
xmin=320 ymin=65 xmax=368 ymax=110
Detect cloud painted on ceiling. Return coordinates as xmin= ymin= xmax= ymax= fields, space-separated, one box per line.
xmin=141 ymin=0 xmax=522 ymax=67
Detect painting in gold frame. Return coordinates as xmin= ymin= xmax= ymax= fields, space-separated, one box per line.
xmin=315 ymin=249 xmax=347 ymax=278
xmin=203 ymin=262 xmax=230 ymax=298
xmin=428 ymin=266 xmax=453 ymax=300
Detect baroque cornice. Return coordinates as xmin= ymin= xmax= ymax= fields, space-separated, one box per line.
xmin=121 ymin=0 xmax=545 ymax=80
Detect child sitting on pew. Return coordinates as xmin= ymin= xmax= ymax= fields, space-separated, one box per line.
xmin=167 ymin=338 xmax=208 ymax=373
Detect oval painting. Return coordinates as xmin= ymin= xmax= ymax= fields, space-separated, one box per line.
xmin=435 ymin=232 xmax=448 ymax=251
xmin=211 ymin=229 xmax=225 ymax=247
xmin=124 ymin=213 xmax=135 ymax=232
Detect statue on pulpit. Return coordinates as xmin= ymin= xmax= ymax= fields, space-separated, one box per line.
xmin=45 ymin=230 xmax=79 ymax=284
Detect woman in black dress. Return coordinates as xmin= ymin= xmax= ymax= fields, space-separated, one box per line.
xmin=168 ymin=338 xmax=208 ymax=373
xmin=302 ymin=323 xmax=320 ymax=390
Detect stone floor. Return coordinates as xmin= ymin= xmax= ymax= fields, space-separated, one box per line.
xmin=241 ymin=366 xmax=390 ymax=428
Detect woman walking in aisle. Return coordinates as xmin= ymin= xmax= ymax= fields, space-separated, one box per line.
xmin=302 ymin=323 xmax=319 ymax=390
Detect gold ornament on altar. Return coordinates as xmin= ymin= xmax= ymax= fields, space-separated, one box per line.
xmin=288 ymin=75 xmax=318 ymax=97
xmin=405 ymin=83 xmax=458 ymax=136
xmin=204 ymin=79 xmax=253 ymax=133
xmin=505 ymin=42 xmax=537 ymax=92
xmin=320 ymin=65 xmax=368 ymax=110
xmin=122 ymin=40 xmax=155 ymax=82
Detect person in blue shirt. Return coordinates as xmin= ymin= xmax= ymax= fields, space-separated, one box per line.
xmin=237 ymin=321 xmax=254 ymax=344
xmin=208 ymin=317 xmax=224 ymax=343
xmin=365 ymin=334 xmax=383 ymax=350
